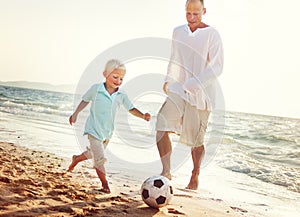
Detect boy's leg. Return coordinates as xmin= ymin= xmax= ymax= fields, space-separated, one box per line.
xmin=95 ymin=165 xmax=110 ymax=193
xmin=156 ymin=131 xmax=172 ymax=180
xmin=67 ymin=151 xmax=89 ymax=172
xmin=88 ymin=135 xmax=110 ymax=193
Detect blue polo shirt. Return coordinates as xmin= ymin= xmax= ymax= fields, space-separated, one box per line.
xmin=82 ymin=83 xmax=134 ymax=140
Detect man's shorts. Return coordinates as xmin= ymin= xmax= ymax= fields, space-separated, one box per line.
xmin=85 ymin=134 xmax=109 ymax=168
xmin=156 ymin=92 xmax=210 ymax=147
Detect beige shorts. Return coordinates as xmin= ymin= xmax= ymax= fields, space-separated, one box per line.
xmin=85 ymin=134 xmax=109 ymax=168
xmin=156 ymin=93 xmax=210 ymax=147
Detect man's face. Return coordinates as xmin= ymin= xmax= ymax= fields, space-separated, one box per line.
xmin=186 ymin=1 xmax=205 ymax=31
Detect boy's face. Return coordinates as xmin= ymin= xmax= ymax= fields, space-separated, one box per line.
xmin=105 ymin=68 xmax=126 ymax=89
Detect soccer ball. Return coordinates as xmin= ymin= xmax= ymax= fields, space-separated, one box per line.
xmin=140 ymin=175 xmax=173 ymax=208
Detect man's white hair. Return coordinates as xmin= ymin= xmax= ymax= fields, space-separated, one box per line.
xmin=185 ymin=0 xmax=204 ymax=9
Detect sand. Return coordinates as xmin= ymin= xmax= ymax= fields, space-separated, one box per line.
xmin=0 ymin=141 xmax=247 ymax=217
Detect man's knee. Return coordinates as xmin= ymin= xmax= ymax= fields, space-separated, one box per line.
xmin=156 ymin=131 xmax=169 ymax=141
xmin=192 ymin=145 xmax=204 ymax=152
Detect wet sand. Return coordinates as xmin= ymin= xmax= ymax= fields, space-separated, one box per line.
xmin=0 ymin=141 xmax=246 ymax=216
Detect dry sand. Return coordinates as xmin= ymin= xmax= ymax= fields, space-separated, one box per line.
xmin=0 ymin=141 xmax=247 ymax=216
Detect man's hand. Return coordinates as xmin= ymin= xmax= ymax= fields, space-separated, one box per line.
xmin=163 ymin=82 xmax=169 ymax=94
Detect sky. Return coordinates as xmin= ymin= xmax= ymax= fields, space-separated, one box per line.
xmin=1 ymin=0 xmax=300 ymax=119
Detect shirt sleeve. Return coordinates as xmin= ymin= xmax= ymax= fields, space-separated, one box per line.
xmin=82 ymin=84 xmax=98 ymax=102
xmin=122 ymin=93 xmax=134 ymax=110
xmin=165 ymin=29 xmax=185 ymax=84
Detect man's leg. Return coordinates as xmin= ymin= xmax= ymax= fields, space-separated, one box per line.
xmin=156 ymin=93 xmax=185 ymax=180
xmin=156 ymin=131 xmax=172 ymax=180
xmin=186 ymin=145 xmax=205 ymax=190
xmin=182 ymin=105 xmax=209 ymax=190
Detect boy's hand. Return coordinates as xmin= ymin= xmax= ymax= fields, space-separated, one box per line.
xmin=69 ymin=114 xmax=77 ymax=125
xmin=143 ymin=113 xmax=151 ymax=122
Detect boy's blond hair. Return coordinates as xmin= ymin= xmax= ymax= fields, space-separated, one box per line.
xmin=104 ymin=59 xmax=126 ymax=74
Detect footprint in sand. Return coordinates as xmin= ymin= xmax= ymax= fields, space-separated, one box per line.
xmin=54 ymin=184 xmax=69 ymax=189
xmin=173 ymin=193 xmax=193 ymax=198
xmin=230 ymin=206 xmax=248 ymax=213
xmin=168 ymin=208 xmax=185 ymax=215
xmin=17 ymin=178 xmax=36 ymax=186
xmin=109 ymin=196 xmax=129 ymax=203
xmin=0 ymin=176 xmax=11 ymax=183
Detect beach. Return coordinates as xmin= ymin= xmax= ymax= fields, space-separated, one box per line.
xmin=0 ymin=141 xmax=246 ymax=217
xmin=0 ymin=85 xmax=300 ymax=217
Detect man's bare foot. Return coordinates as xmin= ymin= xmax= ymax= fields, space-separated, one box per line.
xmin=161 ymin=172 xmax=172 ymax=180
xmin=186 ymin=169 xmax=199 ymax=190
xmin=67 ymin=155 xmax=78 ymax=172
xmin=186 ymin=176 xmax=198 ymax=190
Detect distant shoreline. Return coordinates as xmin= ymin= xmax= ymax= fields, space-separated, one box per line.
xmin=0 ymin=81 xmax=76 ymax=94
xmin=1 ymin=81 xmax=299 ymax=120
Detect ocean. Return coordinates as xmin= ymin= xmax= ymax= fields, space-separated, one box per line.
xmin=0 ymin=84 xmax=299 ymax=217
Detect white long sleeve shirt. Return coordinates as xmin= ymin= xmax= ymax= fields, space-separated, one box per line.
xmin=166 ymin=24 xmax=224 ymax=110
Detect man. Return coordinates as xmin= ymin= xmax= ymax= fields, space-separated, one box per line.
xmin=156 ymin=0 xmax=223 ymax=190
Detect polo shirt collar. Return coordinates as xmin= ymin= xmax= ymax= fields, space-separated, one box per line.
xmin=98 ymin=82 xmax=125 ymax=95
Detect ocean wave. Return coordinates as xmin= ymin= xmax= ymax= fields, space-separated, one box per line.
xmin=0 ymin=86 xmax=74 ymax=119
xmin=0 ymin=100 xmax=72 ymax=117
xmin=217 ymin=148 xmax=300 ymax=193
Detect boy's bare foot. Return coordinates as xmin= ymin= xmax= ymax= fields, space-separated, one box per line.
xmin=186 ymin=169 xmax=199 ymax=190
xmin=101 ymin=184 xmax=111 ymax=194
xmin=67 ymin=155 xmax=78 ymax=172
xmin=161 ymin=172 xmax=172 ymax=180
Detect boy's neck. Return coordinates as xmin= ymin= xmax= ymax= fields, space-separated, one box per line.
xmin=104 ymin=82 xmax=118 ymax=95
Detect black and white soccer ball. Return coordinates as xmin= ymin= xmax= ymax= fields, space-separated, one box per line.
xmin=140 ymin=175 xmax=173 ymax=208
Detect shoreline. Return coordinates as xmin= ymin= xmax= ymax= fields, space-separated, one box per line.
xmin=0 ymin=141 xmax=246 ymax=216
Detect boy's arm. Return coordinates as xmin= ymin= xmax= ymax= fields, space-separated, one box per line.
xmin=129 ymin=108 xmax=150 ymax=121
xmin=69 ymin=100 xmax=89 ymax=125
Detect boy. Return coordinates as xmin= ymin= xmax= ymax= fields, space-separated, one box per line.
xmin=68 ymin=59 xmax=150 ymax=193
